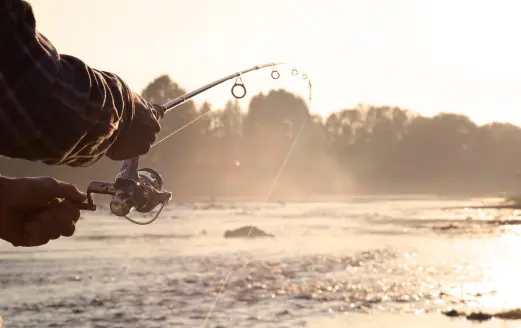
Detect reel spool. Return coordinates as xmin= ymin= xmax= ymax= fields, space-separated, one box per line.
xmin=109 ymin=168 xmax=168 ymax=217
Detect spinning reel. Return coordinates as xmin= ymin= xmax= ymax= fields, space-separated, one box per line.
xmin=77 ymin=157 xmax=172 ymax=225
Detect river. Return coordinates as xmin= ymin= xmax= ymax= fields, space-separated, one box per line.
xmin=2 ymin=196 xmax=521 ymax=327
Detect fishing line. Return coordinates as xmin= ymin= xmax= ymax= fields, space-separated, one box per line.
xmin=152 ymin=110 xmax=212 ymax=148
xmin=201 ymin=71 xmax=312 ymax=328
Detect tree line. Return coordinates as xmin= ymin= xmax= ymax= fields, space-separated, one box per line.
xmin=2 ymin=74 xmax=521 ymax=200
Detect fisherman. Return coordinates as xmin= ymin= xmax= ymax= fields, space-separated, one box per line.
xmin=0 ymin=0 xmax=163 ymax=247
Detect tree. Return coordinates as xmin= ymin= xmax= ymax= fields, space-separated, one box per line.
xmin=3 ymin=71 xmax=521 ymax=200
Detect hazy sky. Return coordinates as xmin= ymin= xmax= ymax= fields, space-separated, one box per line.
xmin=28 ymin=0 xmax=521 ymax=125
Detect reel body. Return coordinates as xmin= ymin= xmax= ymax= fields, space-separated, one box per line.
xmin=78 ymin=158 xmax=172 ymax=223
xmin=110 ymin=167 xmax=170 ymax=217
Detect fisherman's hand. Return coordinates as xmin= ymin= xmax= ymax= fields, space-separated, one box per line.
xmin=106 ymin=94 xmax=163 ymax=161
xmin=0 ymin=177 xmax=86 ymax=247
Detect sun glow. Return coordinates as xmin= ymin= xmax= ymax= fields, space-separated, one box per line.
xmin=28 ymin=0 xmax=521 ymax=125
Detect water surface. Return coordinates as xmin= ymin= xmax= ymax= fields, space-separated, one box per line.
xmin=2 ymin=196 xmax=521 ymax=327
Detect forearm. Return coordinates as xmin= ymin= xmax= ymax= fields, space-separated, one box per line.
xmin=0 ymin=54 xmax=138 ymax=167
xmin=27 ymin=50 xmax=139 ymax=167
xmin=0 ymin=0 xmax=149 ymax=166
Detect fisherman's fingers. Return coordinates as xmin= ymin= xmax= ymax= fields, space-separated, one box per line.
xmin=47 ymin=198 xmax=80 ymax=237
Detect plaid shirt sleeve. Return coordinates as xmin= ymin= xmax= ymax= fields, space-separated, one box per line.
xmin=0 ymin=0 xmax=153 ymax=167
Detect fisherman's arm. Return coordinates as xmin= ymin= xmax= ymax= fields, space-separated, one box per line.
xmin=0 ymin=0 xmax=161 ymax=167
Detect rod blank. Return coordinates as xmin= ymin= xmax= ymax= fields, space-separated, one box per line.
xmin=162 ymin=62 xmax=286 ymax=113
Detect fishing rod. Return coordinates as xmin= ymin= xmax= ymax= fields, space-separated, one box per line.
xmin=76 ymin=62 xmax=311 ymax=225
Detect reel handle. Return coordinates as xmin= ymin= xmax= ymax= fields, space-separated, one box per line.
xmin=77 ymin=202 xmax=96 ymax=211
xmin=77 ymin=181 xmax=116 ymax=211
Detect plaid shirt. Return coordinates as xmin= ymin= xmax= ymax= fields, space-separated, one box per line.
xmin=0 ymin=0 xmax=152 ymax=167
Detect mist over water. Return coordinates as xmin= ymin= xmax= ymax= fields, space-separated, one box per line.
xmin=2 ymin=196 xmax=521 ymax=327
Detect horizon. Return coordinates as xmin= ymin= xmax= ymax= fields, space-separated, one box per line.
xmin=28 ymin=0 xmax=521 ymax=126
